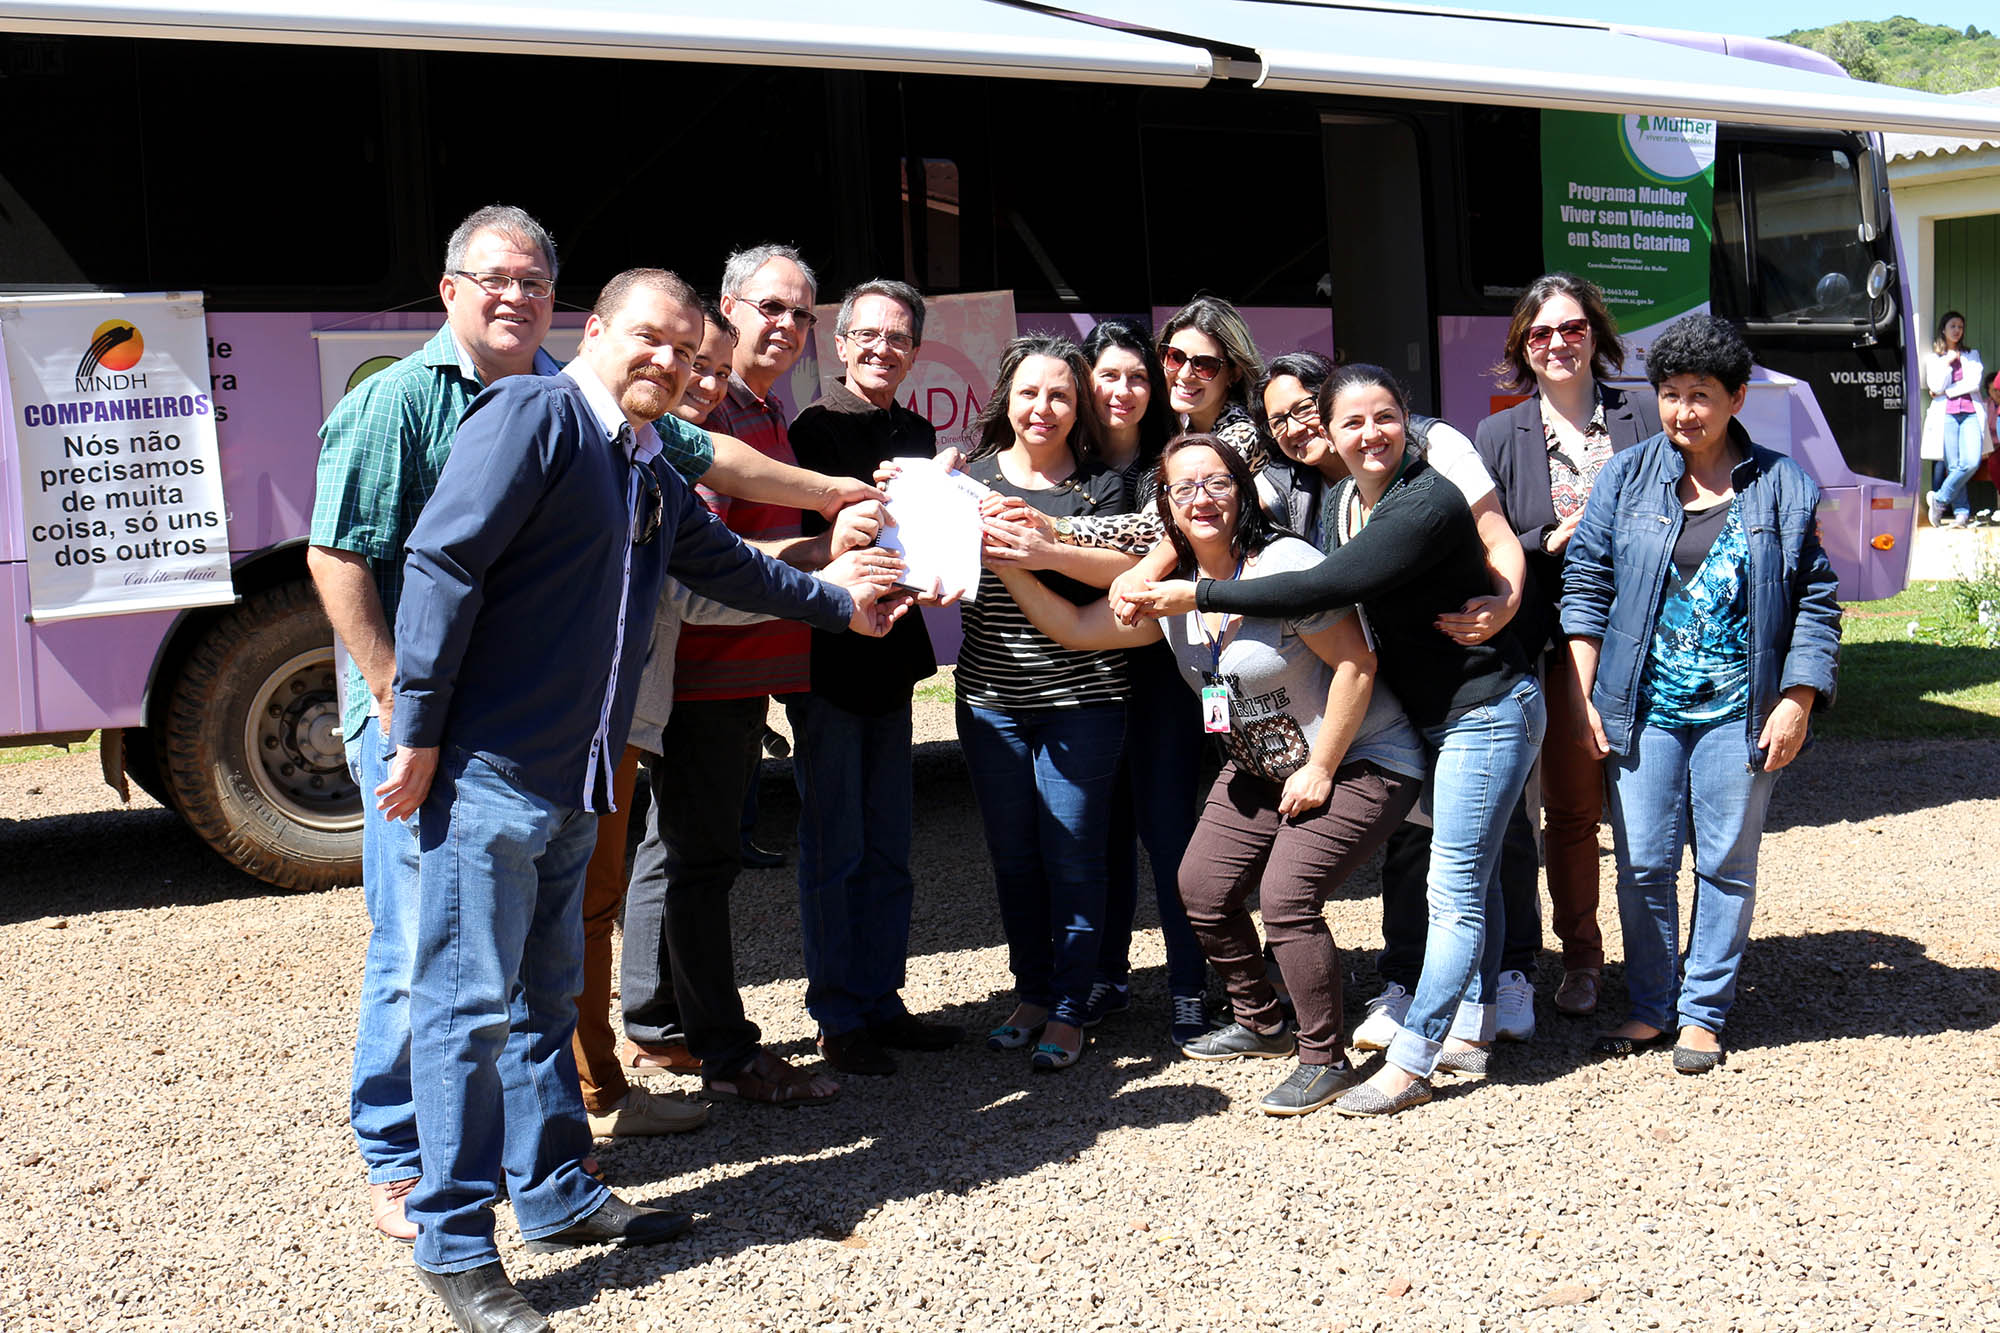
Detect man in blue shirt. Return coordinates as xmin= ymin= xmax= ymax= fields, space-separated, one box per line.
xmin=375 ymin=268 xmax=905 ymax=1333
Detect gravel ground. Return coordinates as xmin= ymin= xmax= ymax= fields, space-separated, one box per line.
xmin=3 ymin=715 xmax=1999 ymax=1332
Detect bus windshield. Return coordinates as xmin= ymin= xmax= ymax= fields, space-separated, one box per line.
xmin=1715 ymin=142 xmax=1879 ymax=328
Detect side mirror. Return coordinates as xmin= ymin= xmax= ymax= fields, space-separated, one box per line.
xmin=1865 ymin=260 xmax=1893 ymax=301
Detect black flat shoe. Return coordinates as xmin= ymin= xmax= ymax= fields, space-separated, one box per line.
xmin=1672 ymin=1045 xmax=1725 ymax=1075
xmin=867 ymin=1013 xmax=965 ymax=1051
xmin=740 ymin=840 xmax=786 ymax=869
xmin=524 ymin=1193 xmax=692 ymax=1252
xmin=818 ymin=1027 xmax=897 ymax=1076
xmin=1591 ymin=1029 xmax=1675 ymax=1057
xmin=417 ymin=1261 xmax=551 ymax=1333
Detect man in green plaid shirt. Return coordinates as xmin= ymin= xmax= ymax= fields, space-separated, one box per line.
xmin=308 ymin=205 xmax=570 ymax=1247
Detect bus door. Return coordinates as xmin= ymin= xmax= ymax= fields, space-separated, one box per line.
xmin=1321 ymin=112 xmax=1435 ymax=411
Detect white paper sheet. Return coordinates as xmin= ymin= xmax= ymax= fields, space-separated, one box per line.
xmin=880 ymin=456 xmax=989 ymax=604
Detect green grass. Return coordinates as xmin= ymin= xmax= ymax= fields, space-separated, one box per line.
xmin=1824 ymin=584 xmax=2000 ymax=740
xmin=913 ymin=668 xmax=957 ymax=707
xmin=1 ymin=731 xmax=101 ymax=764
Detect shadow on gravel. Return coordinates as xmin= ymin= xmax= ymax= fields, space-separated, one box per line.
xmin=0 ymin=802 xmax=286 ymax=925
xmin=1433 ymin=929 xmax=2000 ymax=1091
xmin=1761 ymin=737 xmax=2000 ymax=831
xmin=518 ymin=986 xmax=1224 ymax=1306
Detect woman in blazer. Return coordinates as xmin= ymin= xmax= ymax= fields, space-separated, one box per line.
xmin=1474 ymin=273 xmax=1659 ymax=1020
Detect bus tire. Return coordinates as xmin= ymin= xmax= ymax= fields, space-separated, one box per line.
xmin=160 ymin=581 xmax=363 ymax=891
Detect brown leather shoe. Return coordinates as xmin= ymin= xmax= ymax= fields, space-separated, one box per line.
xmin=620 ymin=1037 xmax=701 ymax=1076
xmin=1553 ymin=968 xmax=1600 ymax=1016
xmin=817 ymin=1027 xmax=897 ymax=1076
xmin=585 ymin=1085 xmax=710 ymax=1137
xmin=369 ymin=1175 xmax=419 ymax=1242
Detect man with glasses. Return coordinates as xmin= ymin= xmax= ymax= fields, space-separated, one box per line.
xmin=311 ymin=204 xmax=566 ymax=1244
xmin=375 ymin=268 xmax=903 ymax=1332
xmin=622 ymin=243 xmax=855 ymax=1106
xmin=782 ymin=279 xmax=965 ymax=1074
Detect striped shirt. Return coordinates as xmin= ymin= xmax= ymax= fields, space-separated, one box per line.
xmin=955 ymin=453 xmax=1128 ymax=711
xmin=673 ymin=375 xmax=808 ymax=701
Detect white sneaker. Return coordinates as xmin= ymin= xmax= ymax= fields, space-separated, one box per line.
xmin=1927 ymin=491 xmax=1946 ymax=527
xmin=1351 ymin=983 xmax=1412 ymax=1051
xmin=1495 ymin=970 xmax=1536 ymax=1042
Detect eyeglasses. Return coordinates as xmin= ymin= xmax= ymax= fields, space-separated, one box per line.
xmin=1267 ymin=396 xmax=1319 ymax=434
xmin=1159 ymin=346 xmax=1227 ymax=382
xmin=745 ymin=296 xmax=817 ymax=329
xmin=451 ymin=270 xmax=554 ymax=300
xmin=1526 ymin=318 xmax=1591 ymax=350
xmin=1165 ymin=474 xmax=1237 ymax=506
xmin=840 ymin=327 xmax=916 ymax=353
xmin=631 ymin=458 xmax=662 ymax=546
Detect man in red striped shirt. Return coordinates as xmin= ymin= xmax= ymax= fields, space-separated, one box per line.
xmin=621 ymin=244 xmax=843 ymax=1106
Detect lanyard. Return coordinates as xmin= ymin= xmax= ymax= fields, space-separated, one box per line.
xmin=1192 ymin=556 xmax=1245 ymax=678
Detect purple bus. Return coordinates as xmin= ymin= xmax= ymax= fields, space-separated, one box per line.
xmin=4 ymin=2 xmax=1997 ymax=888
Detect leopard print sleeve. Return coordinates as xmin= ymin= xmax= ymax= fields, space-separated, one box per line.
xmin=1054 ymin=506 xmax=1166 ymax=554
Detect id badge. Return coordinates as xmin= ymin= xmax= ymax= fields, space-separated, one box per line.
xmin=1200 ymin=683 xmax=1232 ymax=733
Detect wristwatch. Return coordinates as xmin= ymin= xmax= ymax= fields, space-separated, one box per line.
xmin=1054 ymin=516 xmax=1076 ymax=539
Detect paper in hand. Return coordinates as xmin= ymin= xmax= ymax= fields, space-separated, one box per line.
xmin=880 ymin=456 xmax=988 ymax=603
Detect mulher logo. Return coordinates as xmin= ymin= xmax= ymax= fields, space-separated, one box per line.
xmin=75 ymin=319 xmax=148 ymax=390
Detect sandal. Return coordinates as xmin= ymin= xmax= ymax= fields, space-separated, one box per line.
xmin=1030 ymin=1035 xmax=1087 ymax=1072
xmin=987 ymin=1021 xmax=1046 ymax=1051
xmin=702 ymin=1049 xmax=839 ymax=1107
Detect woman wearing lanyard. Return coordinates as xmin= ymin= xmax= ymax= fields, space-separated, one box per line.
xmin=988 ymin=435 xmax=1423 ymax=1115
xmin=1128 ymin=365 xmax=1545 ymax=1116
xmin=1473 ymin=273 xmax=1660 ymax=1018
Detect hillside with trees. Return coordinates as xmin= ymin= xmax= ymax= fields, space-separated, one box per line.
xmin=1777 ymin=17 xmax=2000 ymax=93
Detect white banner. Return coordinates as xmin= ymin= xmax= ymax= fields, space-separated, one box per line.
xmin=311 ymin=326 xmax=585 ymax=421
xmin=1 ymin=292 xmax=234 ymax=621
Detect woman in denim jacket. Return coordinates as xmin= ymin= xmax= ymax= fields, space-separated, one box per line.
xmin=1560 ymin=314 xmax=1839 ymax=1075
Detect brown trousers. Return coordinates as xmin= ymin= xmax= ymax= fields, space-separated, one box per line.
xmin=1179 ymin=760 xmax=1418 ymax=1063
xmin=572 ymin=745 xmax=641 ymax=1114
xmin=1540 ymin=653 xmax=1609 ymax=972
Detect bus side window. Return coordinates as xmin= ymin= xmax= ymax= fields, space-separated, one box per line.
xmin=1458 ymin=105 xmax=1542 ymax=305
xmin=902 ymin=158 xmax=961 ymax=292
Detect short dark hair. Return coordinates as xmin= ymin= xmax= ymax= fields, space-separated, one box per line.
xmin=700 ymin=299 xmax=737 ymax=342
xmin=592 ymin=269 xmax=700 ymax=324
xmin=836 ymin=279 xmax=926 ymax=345
xmin=1082 ymin=318 xmax=1174 ymax=459
xmin=1493 ymin=272 xmax=1624 ymax=392
xmin=1250 ymin=350 xmax=1337 ymax=436
xmin=968 ymin=334 xmax=1103 ymax=465
xmin=1154 ymin=433 xmax=1279 ymax=570
xmin=1645 ymin=314 xmax=1753 ymax=394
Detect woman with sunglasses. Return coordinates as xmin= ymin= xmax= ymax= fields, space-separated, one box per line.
xmin=959 ymin=334 xmax=1137 ymax=1071
xmin=1077 ymin=320 xmax=1213 ymax=1044
xmin=1128 ymin=365 xmax=1545 ymax=1116
xmin=1472 ymin=274 xmax=1660 ymax=1019
xmin=989 ymin=435 xmax=1424 ymax=1114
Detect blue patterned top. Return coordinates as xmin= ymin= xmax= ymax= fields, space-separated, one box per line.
xmin=1640 ymin=502 xmax=1751 ymax=727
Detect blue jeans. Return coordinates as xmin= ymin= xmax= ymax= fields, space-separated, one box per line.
xmin=1606 ymin=718 xmax=1778 ymax=1035
xmin=786 ymin=693 xmax=917 ymax=1036
xmin=1375 ymin=797 xmax=1541 ymax=992
xmin=1387 ymin=679 xmax=1546 ymax=1078
xmin=345 ymin=725 xmax=422 ymax=1185
xmin=1102 ymin=646 xmax=1209 ymax=999
xmin=1935 ymin=410 xmax=1984 ymax=519
xmin=407 ymin=748 xmax=606 ymax=1273
xmin=958 ymin=701 xmax=1125 ymax=1028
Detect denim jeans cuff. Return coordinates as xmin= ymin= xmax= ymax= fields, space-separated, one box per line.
xmin=366 ymin=1164 xmax=423 ymax=1186
xmin=517 ymin=1182 xmax=613 ymax=1244
xmin=1386 ymin=1029 xmax=1442 ymax=1078
xmin=1450 ymin=1000 xmax=1495 ymax=1042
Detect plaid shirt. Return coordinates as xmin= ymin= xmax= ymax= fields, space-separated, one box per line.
xmin=311 ymin=325 xmax=720 ymax=739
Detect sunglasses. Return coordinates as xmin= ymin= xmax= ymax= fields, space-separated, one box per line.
xmin=745 ymin=296 xmax=817 ymax=329
xmin=1159 ymin=345 xmax=1227 ymax=382
xmin=1526 ymin=319 xmax=1591 ymax=350
xmin=632 ymin=460 xmax=663 ymax=546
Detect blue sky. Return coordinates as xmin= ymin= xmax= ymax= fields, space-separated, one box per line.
xmin=1419 ymin=2 xmax=1974 ymax=38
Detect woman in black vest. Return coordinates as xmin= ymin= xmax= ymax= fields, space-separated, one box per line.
xmin=1473 ymin=274 xmax=1659 ymax=1019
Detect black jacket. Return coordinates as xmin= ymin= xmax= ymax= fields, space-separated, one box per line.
xmin=1472 ymin=383 xmax=1660 ymax=654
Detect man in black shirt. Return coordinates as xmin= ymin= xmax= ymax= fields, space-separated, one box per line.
xmin=787 ymin=279 xmax=963 ymax=1073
